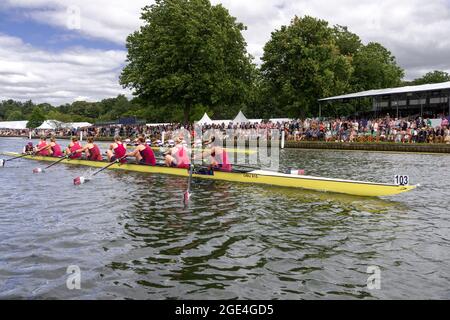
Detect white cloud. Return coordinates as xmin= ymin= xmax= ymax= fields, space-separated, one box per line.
xmin=219 ymin=0 xmax=450 ymax=79
xmin=2 ymin=0 xmax=450 ymax=105
xmin=2 ymin=0 xmax=148 ymax=44
xmin=0 ymin=33 xmax=130 ymax=105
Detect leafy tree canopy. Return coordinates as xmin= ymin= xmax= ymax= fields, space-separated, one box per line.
xmin=120 ymin=0 xmax=255 ymax=123
xmin=332 ymin=25 xmax=362 ymax=57
xmin=412 ymin=70 xmax=450 ymax=85
xmin=261 ymin=16 xmax=353 ymax=117
xmin=26 ymin=107 xmax=46 ymax=128
xmin=6 ymin=110 xmax=24 ymax=121
xmin=351 ymin=42 xmax=404 ymax=91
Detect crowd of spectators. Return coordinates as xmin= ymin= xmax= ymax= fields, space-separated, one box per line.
xmin=2 ymin=114 xmax=450 ymax=144
xmin=285 ymin=114 xmax=450 ymax=144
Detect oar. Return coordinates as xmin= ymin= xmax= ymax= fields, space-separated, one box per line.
xmin=183 ymin=143 xmax=195 ymax=205
xmin=0 ymin=153 xmax=32 ymax=167
xmin=183 ymin=164 xmax=194 ymax=205
xmin=73 ymin=155 xmax=126 ymax=185
xmin=32 ymin=152 xmax=75 ymax=173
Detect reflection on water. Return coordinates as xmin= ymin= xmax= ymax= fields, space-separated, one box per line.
xmin=0 ymin=137 xmax=449 ymax=299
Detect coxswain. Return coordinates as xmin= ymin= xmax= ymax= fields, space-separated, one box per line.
xmin=106 ymin=135 xmax=127 ymax=163
xmin=164 ymin=136 xmax=190 ymax=168
xmin=23 ymin=142 xmax=34 ymax=154
xmin=66 ymin=136 xmax=83 ymax=159
xmin=126 ymin=136 xmax=156 ymax=165
xmin=35 ymin=136 xmax=51 ymax=156
xmin=202 ymin=136 xmax=232 ymax=172
xmin=49 ymin=137 xmax=63 ymax=157
xmin=75 ymin=136 xmax=103 ymax=161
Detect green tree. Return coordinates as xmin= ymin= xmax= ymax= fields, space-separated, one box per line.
xmin=261 ymin=15 xmax=353 ymax=117
xmin=46 ymin=109 xmax=74 ymax=123
xmin=351 ymin=42 xmax=404 ymax=91
xmin=27 ymin=107 xmax=46 ymax=128
xmin=36 ymin=103 xmax=54 ymax=114
xmin=120 ymin=0 xmax=255 ymax=123
xmin=6 ymin=110 xmax=24 ymax=121
xmin=332 ymin=25 xmax=362 ymax=57
xmin=413 ymin=70 xmax=450 ymax=85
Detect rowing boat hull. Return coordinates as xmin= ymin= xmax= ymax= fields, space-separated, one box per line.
xmin=2 ymin=152 xmax=416 ymax=197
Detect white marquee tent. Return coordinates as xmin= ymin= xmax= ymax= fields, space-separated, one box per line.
xmin=197 ymin=113 xmax=213 ymax=125
xmin=232 ymin=110 xmax=249 ymax=123
xmin=211 ymin=119 xmax=231 ymax=125
xmin=35 ymin=121 xmax=92 ymax=130
xmin=66 ymin=122 xmax=92 ymax=129
xmin=0 ymin=121 xmax=28 ymax=129
xmin=36 ymin=120 xmax=64 ymax=130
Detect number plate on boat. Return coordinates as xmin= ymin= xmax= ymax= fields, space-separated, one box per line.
xmin=243 ymin=173 xmax=258 ymax=178
xmin=394 ymin=175 xmax=409 ymax=186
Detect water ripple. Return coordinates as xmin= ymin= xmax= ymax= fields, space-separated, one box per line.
xmin=0 ymin=138 xmax=449 ymax=299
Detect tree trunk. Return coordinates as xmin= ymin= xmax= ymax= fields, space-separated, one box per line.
xmin=184 ymin=102 xmax=192 ymax=125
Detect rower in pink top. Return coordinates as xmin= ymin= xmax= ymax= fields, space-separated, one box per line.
xmin=66 ymin=137 xmax=82 ymax=159
xmin=74 ymin=136 xmax=103 ymax=161
xmin=49 ymin=137 xmax=63 ymax=157
xmin=127 ymin=136 xmax=156 ymax=165
xmin=106 ymin=136 xmax=127 ymax=163
xmin=164 ymin=136 xmax=190 ymax=169
xmin=36 ymin=136 xmax=50 ymax=156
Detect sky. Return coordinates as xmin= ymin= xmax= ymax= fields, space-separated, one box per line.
xmin=1 ymin=0 xmax=450 ymax=105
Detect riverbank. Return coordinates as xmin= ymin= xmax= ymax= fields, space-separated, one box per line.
xmin=284 ymin=141 xmax=450 ymax=154
xmin=3 ymin=135 xmax=450 ymax=153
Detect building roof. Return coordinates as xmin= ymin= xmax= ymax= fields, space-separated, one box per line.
xmin=319 ymin=81 xmax=450 ymax=102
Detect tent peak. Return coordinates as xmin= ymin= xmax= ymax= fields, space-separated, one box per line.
xmin=232 ymin=110 xmax=249 ymax=123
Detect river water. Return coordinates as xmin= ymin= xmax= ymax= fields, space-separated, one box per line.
xmin=0 ymin=137 xmax=449 ymax=299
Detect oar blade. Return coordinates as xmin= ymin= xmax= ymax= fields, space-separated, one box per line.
xmin=0 ymin=159 xmax=5 ymax=167
xmin=73 ymin=176 xmax=87 ymax=185
xmin=33 ymin=167 xmax=43 ymax=174
xmin=183 ymin=191 xmax=191 ymax=205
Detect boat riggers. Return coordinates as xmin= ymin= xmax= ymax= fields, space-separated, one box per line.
xmin=33 ymin=152 xmax=75 ymax=174
xmin=74 ymin=155 xmax=127 ymax=185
